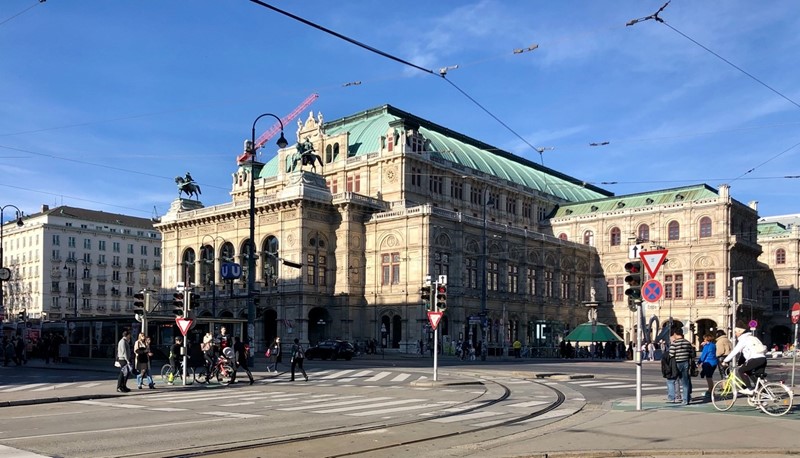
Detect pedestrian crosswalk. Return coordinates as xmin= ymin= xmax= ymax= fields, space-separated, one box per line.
xmin=0 ymin=369 xmax=427 ymax=393
xmin=71 ymin=388 xmax=576 ymax=427
xmin=567 ymin=379 xmax=666 ymax=391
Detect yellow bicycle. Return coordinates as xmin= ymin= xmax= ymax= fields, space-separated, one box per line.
xmin=711 ymin=365 xmax=794 ymax=416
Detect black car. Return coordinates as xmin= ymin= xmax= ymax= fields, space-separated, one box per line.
xmin=304 ymin=340 xmax=355 ymax=361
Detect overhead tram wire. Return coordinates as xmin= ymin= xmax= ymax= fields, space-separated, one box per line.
xmin=247 ymin=0 xmax=554 ymax=193
xmin=626 ymin=1 xmax=800 ymax=183
xmin=0 ymin=183 xmax=154 ymax=217
xmin=0 ymin=0 xmax=46 ymax=28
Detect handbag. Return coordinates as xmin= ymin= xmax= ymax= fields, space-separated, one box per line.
xmin=690 ymin=359 xmax=699 ymax=377
xmin=114 ymin=360 xmax=122 ymax=368
xmin=265 ymin=348 xmax=272 ymax=358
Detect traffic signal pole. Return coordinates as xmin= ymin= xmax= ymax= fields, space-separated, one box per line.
xmin=433 ymin=281 xmax=439 ymax=382
xmin=182 ymin=286 xmax=190 ymax=386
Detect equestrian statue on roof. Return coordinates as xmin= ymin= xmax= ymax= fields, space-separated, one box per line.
xmin=289 ymin=137 xmax=323 ymax=173
xmin=175 ymin=171 xmax=202 ymax=199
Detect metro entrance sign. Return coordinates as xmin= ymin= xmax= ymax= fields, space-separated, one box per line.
xmin=639 ymin=249 xmax=668 ymax=278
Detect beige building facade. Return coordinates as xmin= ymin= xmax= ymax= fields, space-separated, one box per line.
xmin=156 ymin=106 xmax=615 ymax=354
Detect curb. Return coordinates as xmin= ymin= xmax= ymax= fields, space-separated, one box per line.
xmin=523 ymin=448 xmax=800 ymax=457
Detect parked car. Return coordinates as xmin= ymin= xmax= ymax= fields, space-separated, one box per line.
xmin=304 ymin=340 xmax=355 ymax=361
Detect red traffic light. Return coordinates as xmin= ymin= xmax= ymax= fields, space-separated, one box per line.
xmin=624 ymin=261 xmax=641 ymax=274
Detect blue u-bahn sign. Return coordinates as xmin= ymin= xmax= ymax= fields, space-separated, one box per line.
xmin=220 ymin=262 xmax=242 ymax=280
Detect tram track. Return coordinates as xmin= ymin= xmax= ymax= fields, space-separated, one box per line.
xmin=149 ymin=377 xmax=568 ymax=458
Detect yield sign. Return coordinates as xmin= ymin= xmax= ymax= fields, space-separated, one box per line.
xmin=640 ymin=249 xmax=668 ymax=278
xmin=176 ymin=317 xmax=193 ymax=336
xmin=427 ymin=311 xmax=443 ymax=331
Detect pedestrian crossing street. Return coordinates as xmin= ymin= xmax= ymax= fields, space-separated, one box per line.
xmin=0 ymin=382 xmax=104 ymax=392
xmin=566 ymin=378 xmax=666 ymax=392
xmin=72 ymin=385 xmax=575 ymax=428
xmin=0 ymin=369 xmax=430 ymax=393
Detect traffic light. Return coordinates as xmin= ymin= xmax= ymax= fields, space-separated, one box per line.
xmin=436 ymin=284 xmax=447 ymax=311
xmin=419 ymin=285 xmax=431 ymax=304
xmin=624 ymin=261 xmax=643 ymax=301
xmin=172 ymin=292 xmax=184 ymax=316
xmin=17 ymin=310 xmax=26 ymax=321
xmin=188 ymin=292 xmax=200 ymax=309
xmin=133 ymin=291 xmax=146 ymax=319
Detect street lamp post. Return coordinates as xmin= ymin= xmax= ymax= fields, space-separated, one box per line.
xmin=246 ymin=113 xmax=288 ymax=353
xmin=480 ymin=187 xmax=493 ymax=351
xmin=0 ymin=205 xmax=24 ymax=322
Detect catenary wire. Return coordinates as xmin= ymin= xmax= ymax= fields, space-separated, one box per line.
xmin=0 ymin=0 xmax=45 ymax=28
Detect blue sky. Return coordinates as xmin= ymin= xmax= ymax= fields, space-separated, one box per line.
xmin=2 ymin=0 xmax=799 ymax=221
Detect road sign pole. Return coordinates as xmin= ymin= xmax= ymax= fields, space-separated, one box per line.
xmin=433 ymin=281 xmax=439 ymax=382
xmin=792 ymin=323 xmax=797 ymax=388
xmin=635 ymin=300 xmax=643 ymax=411
xmin=182 ymin=286 xmax=190 ymax=386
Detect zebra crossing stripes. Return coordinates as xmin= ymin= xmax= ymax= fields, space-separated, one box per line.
xmin=0 ymin=383 xmax=48 ymax=392
xmin=567 ymin=379 xmax=661 ymax=390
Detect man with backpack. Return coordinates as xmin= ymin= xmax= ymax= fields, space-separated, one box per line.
xmin=721 ymin=324 xmax=767 ymax=395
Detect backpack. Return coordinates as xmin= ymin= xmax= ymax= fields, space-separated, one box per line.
xmin=750 ymin=338 xmax=767 ymax=355
xmin=293 ymin=345 xmax=305 ymax=359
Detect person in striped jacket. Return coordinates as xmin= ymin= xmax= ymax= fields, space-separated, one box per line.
xmin=668 ymin=327 xmax=695 ymax=405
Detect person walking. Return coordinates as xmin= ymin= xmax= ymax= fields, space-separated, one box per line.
xmin=267 ymin=337 xmax=282 ymax=373
xmin=231 ymin=336 xmax=254 ymax=385
xmin=134 ymin=333 xmax=155 ymax=389
xmin=668 ymin=327 xmax=695 ymax=405
xmin=116 ymin=330 xmax=133 ymax=392
xmin=697 ymin=333 xmax=718 ymax=399
xmin=290 ymin=338 xmax=308 ymax=382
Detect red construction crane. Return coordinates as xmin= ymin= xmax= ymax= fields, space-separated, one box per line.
xmin=237 ymin=93 xmax=319 ymax=164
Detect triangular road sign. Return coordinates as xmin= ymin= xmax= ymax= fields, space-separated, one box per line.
xmin=640 ymin=249 xmax=668 ymax=278
xmin=176 ymin=317 xmax=193 ymax=336
xmin=427 ymin=311 xmax=443 ymax=330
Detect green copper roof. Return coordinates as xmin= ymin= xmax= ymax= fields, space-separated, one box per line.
xmin=553 ymin=184 xmax=720 ymax=217
xmin=260 ymin=105 xmax=611 ymax=203
xmin=757 ymin=221 xmax=788 ymax=236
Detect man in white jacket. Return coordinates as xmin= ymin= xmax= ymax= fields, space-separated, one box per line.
xmin=722 ymin=325 xmax=767 ymax=395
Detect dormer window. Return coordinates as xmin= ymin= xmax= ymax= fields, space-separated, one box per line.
xmin=675 ymin=194 xmax=685 ymax=201
xmin=616 ymin=202 xmax=625 ymax=208
xmin=590 ymin=205 xmax=598 ymax=212
xmin=646 ymin=198 xmax=654 ymax=205
xmin=565 ymin=209 xmax=573 ymax=215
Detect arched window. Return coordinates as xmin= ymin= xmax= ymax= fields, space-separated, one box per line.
xmin=638 ymin=224 xmax=650 ymax=242
xmin=699 ymin=217 xmax=712 ymax=238
xmin=558 ymin=233 xmax=568 ymax=241
xmin=200 ymin=245 xmax=214 ymax=285
xmin=776 ymin=248 xmax=786 ymax=265
xmin=325 ymin=144 xmax=333 ymax=163
xmin=668 ymin=221 xmax=680 ymax=241
xmin=610 ymin=227 xmax=621 ymax=246
xmin=583 ymin=230 xmax=594 ymax=246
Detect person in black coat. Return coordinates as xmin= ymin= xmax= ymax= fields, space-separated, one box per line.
xmin=231 ymin=336 xmax=254 ymax=385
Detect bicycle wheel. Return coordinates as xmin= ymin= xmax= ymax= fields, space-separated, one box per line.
xmin=757 ymin=382 xmax=794 ymax=417
xmin=160 ymin=364 xmax=172 ymax=383
xmin=216 ymin=364 xmax=234 ymax=385
xmin=711 ymin=379 xmax=736 ymax=411
xmin=184 ymin=366 xmax=195 ymax=385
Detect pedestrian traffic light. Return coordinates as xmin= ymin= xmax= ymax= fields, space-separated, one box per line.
xmin=436 ymin=284 xmax=447 ymax=311
xmin=133 ymin=291 xmax=146 ymax=319
xmin=172 ymin=292 xmax=184 ymax=316
xmin=624 ymin=260 xmax=643 ymax=301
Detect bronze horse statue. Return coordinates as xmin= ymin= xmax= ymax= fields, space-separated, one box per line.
xmin=290 ymin=137 xmax=323 ymax=173
xmin=175 ymin=176 xmax=201 ymax=199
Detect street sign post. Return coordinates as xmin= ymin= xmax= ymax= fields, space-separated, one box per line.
xmin=640 ymin=249 xmax=668 ymax=278
xmin=628 ymin=244 xmax=645 ymax=259
xmin=176 ymin=317 xmax=193 ymax=336
xmin=792 ymin=303 xmax=800 ymax=387
xmin=642 ymin=279 xmax=664 ymax=303
xmin=428 ymin=311 xmax=443 ymax=330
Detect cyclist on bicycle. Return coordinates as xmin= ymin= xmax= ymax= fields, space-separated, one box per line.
xmin=721 ymin=324 xmax=767 ymax=395
xmin=201 ymin=332 xmax=215 ymax=374
xmin=168 ymin=336 xmax=182 ymax=384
